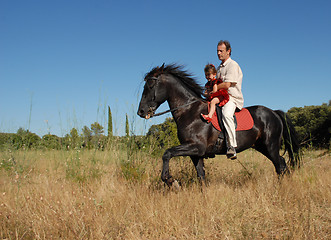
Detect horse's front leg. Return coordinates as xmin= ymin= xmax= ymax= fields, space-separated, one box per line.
xmin=161 ymin=143 xmax=204 ymax=187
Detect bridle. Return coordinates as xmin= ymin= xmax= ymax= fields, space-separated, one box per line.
xmin=146 ymin=75 xmax=202 ymax=118
xmin=149 ymin=98 xmax=201 ymax=117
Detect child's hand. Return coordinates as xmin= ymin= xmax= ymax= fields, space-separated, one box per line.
xmin=203 ymin=91 xmax=210 ymax=99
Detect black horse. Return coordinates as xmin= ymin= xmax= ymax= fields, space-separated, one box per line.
xmin=137 ymin=64 xmax=300 ymax=186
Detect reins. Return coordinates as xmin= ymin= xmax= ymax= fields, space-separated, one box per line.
xmin=151 ymin=99 xmax=201 ymax=117
xmin=236 ymin=158 xmax=253 ymax=177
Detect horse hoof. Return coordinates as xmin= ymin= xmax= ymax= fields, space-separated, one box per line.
xmin=171 ymin=180 xmax=181 ymax=192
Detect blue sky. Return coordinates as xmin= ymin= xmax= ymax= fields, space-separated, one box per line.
xmin=1 ymin=0 xmax=330 ymax=137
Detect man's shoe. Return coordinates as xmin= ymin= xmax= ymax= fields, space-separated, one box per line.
xmin=227 ymin=146 xmax=237 ymax=160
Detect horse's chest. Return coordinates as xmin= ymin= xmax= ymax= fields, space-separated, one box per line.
xmin=176 ymin=120 xmax=203 ymax=141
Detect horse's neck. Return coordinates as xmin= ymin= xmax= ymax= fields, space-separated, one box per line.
xmin=166 ymin=81 xmax=199 ymax=121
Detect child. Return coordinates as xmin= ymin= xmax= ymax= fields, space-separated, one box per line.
xmin=201 ymin=64 xmax=229 ymax=123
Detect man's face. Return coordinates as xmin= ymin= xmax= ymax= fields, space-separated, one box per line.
xmin=217 ymin=44 xmax=230 ymax=62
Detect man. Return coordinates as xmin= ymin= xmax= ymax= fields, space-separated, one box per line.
xmin=216 ymin=40 xmax=244 ymax=159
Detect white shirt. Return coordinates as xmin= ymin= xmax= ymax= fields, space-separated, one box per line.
xmin=217 ymin=57 xmax=244 ymax=109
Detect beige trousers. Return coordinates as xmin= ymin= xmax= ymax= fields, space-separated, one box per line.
xmin=222 ymin=100 xmax=237 ymax=148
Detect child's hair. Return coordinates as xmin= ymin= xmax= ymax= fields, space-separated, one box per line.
xmin=204 ymin=64 xmax=217 ymax=75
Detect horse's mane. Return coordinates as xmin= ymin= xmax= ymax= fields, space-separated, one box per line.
xmin=145 ymin=64 xmax=204 ymax=99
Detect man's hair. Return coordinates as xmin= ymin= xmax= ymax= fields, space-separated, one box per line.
xmin=217 ymin=40 xmax=232 ymax=56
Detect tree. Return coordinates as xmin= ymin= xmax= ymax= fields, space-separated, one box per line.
xmin=69 ymin=128 xmax=80 ymax=149
xmin=41 ymin=134 xmax=60 ymax=150
xmin=16 ymin=128 xmax=41 ymax=149
xmin=287 ymin=103 xmax=330 ymax=148
xmin=90 ymin=122 xmax=104 ymax=149
xmin=108 ymin=106 xmax=113 ymax=138
xmin=147 ymin=117 xmax=179 ymax=146
xmin=125 ymin=114 xmax=130 ymax=137
xmin=91 ymin=122 xmax=104 ymax=136
xmin=0 ymin=133 xmax=22 ymax=150
xmin=82 ymin=126 xmax=92 ymax=148
xmin=17 ymin=127 xmax=26 ymax=136
xmin=62 ymin=134 xmax=71 ymax=150
xmin=142 ymin=117 xmax=180 ymax=155
xmin=10 ymin=134 xmax=23 ymax=149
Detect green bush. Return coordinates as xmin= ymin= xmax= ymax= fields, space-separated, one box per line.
xmin=287 ymin=103 xmax=330 ymax=148
xmin=41 ymin=134 xmax=61 ymax=150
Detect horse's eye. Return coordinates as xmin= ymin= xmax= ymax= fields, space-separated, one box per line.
xmin=147 ymin=77 xmax=156 ymax=88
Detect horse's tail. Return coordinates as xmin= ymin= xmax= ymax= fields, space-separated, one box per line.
xmin=274 ymin=110 xmax=301 ymax=168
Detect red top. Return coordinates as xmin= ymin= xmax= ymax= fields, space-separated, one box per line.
xmin=205 ymin=79 xmax=222 ymax=91
xmin=205 ymin=79 xmax=229 ymax=106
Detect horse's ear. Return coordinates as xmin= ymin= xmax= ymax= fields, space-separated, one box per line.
xmin=160 ymin=63 xmax=165 ymax=72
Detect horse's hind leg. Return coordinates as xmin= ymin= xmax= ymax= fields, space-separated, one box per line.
xmin=255 ymin=142 xmax=287 ymax=175
xmin=270 ymin=150 xmax=287 ymax=175
xmin=278 ymin=155 xmax=289 ymax=175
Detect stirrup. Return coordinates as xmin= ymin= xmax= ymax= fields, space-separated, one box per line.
xmin=201 ymin=114 xmax=212 ymax=123
xmin=226 ymin=147 xmax=237 ymax=160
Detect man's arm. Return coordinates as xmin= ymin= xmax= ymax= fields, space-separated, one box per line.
xmin=217 ymin=82 xmax=231 ymax=91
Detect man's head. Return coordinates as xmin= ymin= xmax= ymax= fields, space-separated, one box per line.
xmin=217 ymin=40 xmax=231 ymax=63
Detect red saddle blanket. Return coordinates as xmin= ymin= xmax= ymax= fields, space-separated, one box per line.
xmin=210 ymin=107 xmax=254 ymax=132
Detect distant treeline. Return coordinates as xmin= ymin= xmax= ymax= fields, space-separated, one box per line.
xmin=0 ymin=123 xmax=115 ymax=151
xmin=0 ymin=103 xmax=330 ymax=152
xmin=0 ymin=107 xmax=131 ymax=151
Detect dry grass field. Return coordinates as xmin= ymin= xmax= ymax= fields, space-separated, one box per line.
xmin=0 ymin=147 xmax=330 ymax=239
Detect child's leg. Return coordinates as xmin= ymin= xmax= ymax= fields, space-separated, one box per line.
xmin=208 ymin=98 xmax=220 ymax=118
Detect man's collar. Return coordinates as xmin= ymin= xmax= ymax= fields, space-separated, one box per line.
xmin=221 ymin=57 xmax=232 ymax=67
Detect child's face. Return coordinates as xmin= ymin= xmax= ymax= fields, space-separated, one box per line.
xmin=205 ymin=72 xmax=216 ymax=81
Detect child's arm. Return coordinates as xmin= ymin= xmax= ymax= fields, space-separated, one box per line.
xmin=211 ymin=83 xmax=218 ymax=94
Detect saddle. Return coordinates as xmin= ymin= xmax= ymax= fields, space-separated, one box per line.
xmin=212 ymin=105 xmax=254 ymax=133
xmin=205 ymin=104 xmax=254 ymax=157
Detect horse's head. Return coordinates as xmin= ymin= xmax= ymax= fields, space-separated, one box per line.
xmin=137 ymin=64 xmax=204 ymax=119
xmin=137 ymin=65 xmax=168 ymax=119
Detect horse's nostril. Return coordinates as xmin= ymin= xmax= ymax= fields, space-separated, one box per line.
xmin=138 ymin=109 xmax=145 ymax=116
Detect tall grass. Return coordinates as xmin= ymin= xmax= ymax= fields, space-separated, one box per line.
xmin=0 ymin=147 xmax=330 ymax=239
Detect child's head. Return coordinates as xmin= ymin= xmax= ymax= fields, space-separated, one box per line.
xmin=204 ymin=64 xmax=217 ymax=81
